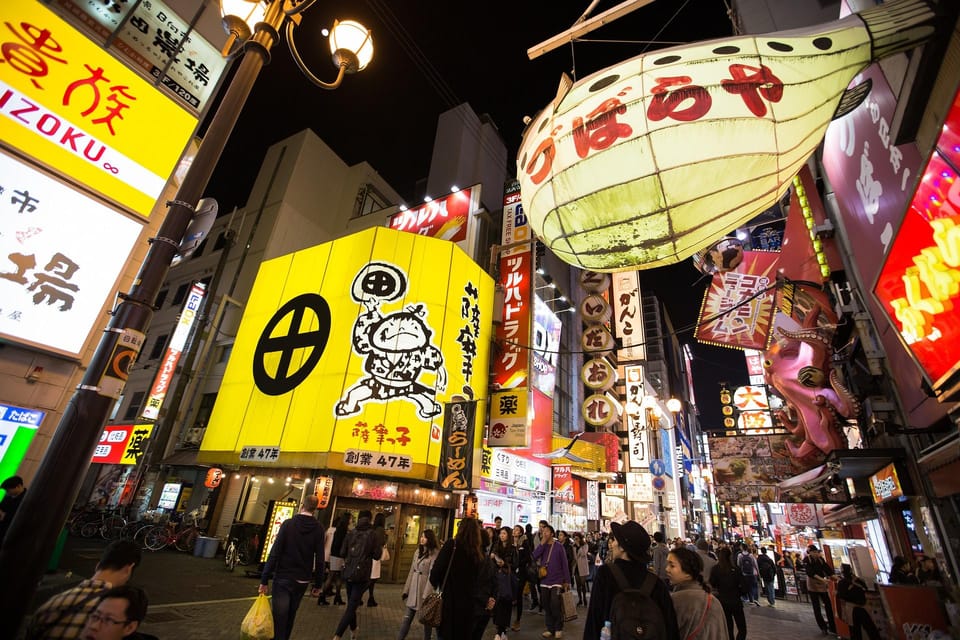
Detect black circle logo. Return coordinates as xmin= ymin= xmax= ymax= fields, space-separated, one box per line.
xmin=253 ymin=294 xmax=331 ymax=396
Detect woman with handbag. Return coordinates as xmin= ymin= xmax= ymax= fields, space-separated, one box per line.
xmin=708 ymin=547 xmax=747 ymax=640
xmin=397 ymin=530 xmax=439 ymax=640
xmin=491 ymin=527 xmax=519 ymax=640
xmin=668 ymin=547 xmax=727 ymax=640
xmin=429 ymin=518 xmax=497 ymax=640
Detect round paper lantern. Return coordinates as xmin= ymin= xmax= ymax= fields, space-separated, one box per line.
xmin=581 ymin=356 xmax=617 ymax=391
xmin=516 ymin=1 xmax=935 ymax=272
xmin=579 ymin=294 xmax=611 ymax=324
xmin=204 ymin=467 xmax=224 ymax=488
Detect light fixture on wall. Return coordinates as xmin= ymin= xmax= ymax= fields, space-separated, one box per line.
xmin=25 ymin=366 xmax=42 ymax=384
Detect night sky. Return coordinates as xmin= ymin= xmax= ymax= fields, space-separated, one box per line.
xmin=206 ymin=0 xmax=748 ymax=429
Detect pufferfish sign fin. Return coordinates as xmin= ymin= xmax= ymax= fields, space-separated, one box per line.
xmin=832 ymin=79 xmax=872 ymax=120
xmin=516 ymin=0 xmax=938 ymax=273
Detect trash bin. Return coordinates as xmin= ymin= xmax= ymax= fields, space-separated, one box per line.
xmin=194 ymin=536 xmax=220 ymax=559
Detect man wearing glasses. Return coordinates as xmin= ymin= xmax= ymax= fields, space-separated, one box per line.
xmin=79 ymin=586 xmax=148 ymax=640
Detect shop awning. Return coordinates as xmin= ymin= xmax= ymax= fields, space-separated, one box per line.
xmin=824 ymin=448 xmax=904 ymax=479
xmin=821 ymin=497 xmax=877 ymax=525
xmin=917 ymin=431 xmax=960 ymax=498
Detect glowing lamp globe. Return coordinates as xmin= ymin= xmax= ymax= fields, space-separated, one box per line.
xmin=329 ymin=20 xmax=374 ymax=73
xmin=220 ymin=0 xmax=266 ymax=41
xmin=516 ymin=0 xmax=934 ymax=272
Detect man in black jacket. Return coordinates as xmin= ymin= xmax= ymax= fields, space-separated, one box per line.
xmin=259 ymin=495 xmax=325 ymax=640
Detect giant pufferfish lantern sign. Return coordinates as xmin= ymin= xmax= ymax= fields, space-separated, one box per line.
xmin=517 ymin=0 xmax=936 ymax=272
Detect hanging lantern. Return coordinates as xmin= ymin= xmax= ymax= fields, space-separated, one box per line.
xmin=516 ymin=0 xmax=935 ymax=272
xmin=204 ymin=467 xmax=224 ymax=488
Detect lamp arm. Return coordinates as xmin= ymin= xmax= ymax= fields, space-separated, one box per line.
xmin=284 ymin=0 xmax=319 ymax=16
xmin=285 ymin=21 xmax=347 ymax=90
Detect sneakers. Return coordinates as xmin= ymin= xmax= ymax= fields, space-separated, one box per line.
xmin=541 ymin=633 xmax=554 ymax=639
xmin=555 ymin=632 xmax=563 ymax=639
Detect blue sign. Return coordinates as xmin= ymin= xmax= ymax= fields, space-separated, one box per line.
xmin=660 ymin=429 xmax=674 ymax=478
xmin=649 ymin=459 xmax=665 ymax=477
xmin=652 ymin=476 xmax=666 ymax=491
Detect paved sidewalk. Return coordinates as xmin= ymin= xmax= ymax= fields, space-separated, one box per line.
xmin=26 ymin=537 xmax=835 ymax=639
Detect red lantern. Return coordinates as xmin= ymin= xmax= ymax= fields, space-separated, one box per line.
xmin=204 ymin=467 xmax=224 ymax=488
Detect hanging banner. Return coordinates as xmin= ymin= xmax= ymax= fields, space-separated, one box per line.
xmin=488 ymin=389 xmax=529 ymax=448
xmin=141 ymin=282 xmax=206 ymax=420
xmin=586 ymin=480 xmax=600 ymax=520
xmin=612 ymin=270 xmax=645 ymax=361
xmin=314 ymin=476 xmax=334 ymax=508
xmin=695 ymin=251 xmax=779 ymax=350
xmin=438 ymin=399 xmax=477 ymax=490
xmin=625 ymin=365 xmax=648 ymax=469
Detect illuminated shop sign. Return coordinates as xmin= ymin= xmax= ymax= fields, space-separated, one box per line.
xmin=1 ymin=0 xmax=198 ymax=217
xmin=0 ymin=151 xmax=142 ymax=356
xmin=91 ymin=423 xmax=153 ymax=465
xmin=869 ymin=462 xmax=904 ymax=504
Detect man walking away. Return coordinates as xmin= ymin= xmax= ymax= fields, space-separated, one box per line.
xmin=27 ymin=540 xmax=142 ymax=639
xmin=757 ymin=547 xmax=777 ymax=607
xmin=259 ymin=494 xmax=325 ymax=640
xmin=738 ymin=548 xmax=760 ymax=605
xmin=0 ymin=475 xmax=27 ymax=544
xmin=651 ymin=530 xmax=670 ymax=584
xmin=334 ymin=509 xmax=381 ymax=640
xmin=77 ymin=585 xmax=149 ymax=640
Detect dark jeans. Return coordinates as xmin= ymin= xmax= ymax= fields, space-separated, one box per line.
xmin=540 ymin=586 xmax=564 ymax=633
xmin=720 ymin=600 xmax=747 ymax=640
xmin=271 ymin=578 xmax=309 ymax=640
xmin=809 ymin=591 xmax=836 ymax=632
xmin=334 ymin=580 xmax=369 ymax=637
xmin=762 ymin=578 xmax=776 ymax=605
xmin=849 ymin=605 xmax=880 ymax=640
xmin=742 ymin=574 xmax=758 ymax=602
xmin=516 ymin=573 xmax=538 ymax=621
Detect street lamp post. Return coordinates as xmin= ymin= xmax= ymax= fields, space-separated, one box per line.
xmin=0 ymin=0 xmax=371 ymax=624
xmin=641 ymin=395 xmax=666 ymax=537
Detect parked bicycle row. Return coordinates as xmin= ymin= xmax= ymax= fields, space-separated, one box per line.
xmin=65 ymin=504 xmax=203 ymax=552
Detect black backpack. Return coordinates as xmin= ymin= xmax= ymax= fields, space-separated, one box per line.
xmin=341 ymin=527 xmax=373 ymax=582
xmin=758 ymin=555 xmax=776 ymax=581
xmin=608 ymin=563 xmax=668 ymax=640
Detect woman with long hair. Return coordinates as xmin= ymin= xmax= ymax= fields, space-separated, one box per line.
xmin=708 ymin=547 xmax=746 ymax=640
xmin=668 ymin=547 xmax=726 ymax=640
xmin=557 ymin=530 xmax=576 ymax=584
xmin=322 ymin=512 xmax=352 ymax=606
xmin=512 ymin=524 xmax=537 ymax=630
xmin=573 ymin=532 xmax=590 ymax=606
xmin=491 ymin=526 xmax=518 ymax=640
xmin=365 ymin=512 xmax=387 ymax=607
xmin=429 ymin=518 xmax=497 ymax=640
xmin=397 ymin=529 xmax=439 ymax=640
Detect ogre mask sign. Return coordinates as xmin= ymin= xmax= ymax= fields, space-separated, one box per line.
xmin=200 ymin=227 xmax=493 ymax=480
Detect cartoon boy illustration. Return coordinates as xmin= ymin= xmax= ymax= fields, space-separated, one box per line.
xmin=336 ymin=263 xmax=447 ymax=418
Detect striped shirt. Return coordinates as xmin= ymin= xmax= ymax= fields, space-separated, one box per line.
xmin=26 ymin=578 xmax=111 ymax=639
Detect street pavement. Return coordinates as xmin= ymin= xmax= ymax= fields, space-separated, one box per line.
xmin=21 ymin=536 xmax=836 ymax=639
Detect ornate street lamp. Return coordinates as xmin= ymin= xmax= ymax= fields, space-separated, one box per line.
xmin=0 ymin=0 xmax=372 ymax=623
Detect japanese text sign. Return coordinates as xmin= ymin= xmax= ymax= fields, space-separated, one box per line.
xmin=389 ymin=187 xmax=473 ymax=244
xmin=0 ymin=403 xmax=45 ymax=482
xmin=314 ymin=476 xmax=334 ymax=508
xmin=624 ymin=365 xmax=648 ymax=469
xmin=612 ymin=270 xmax=645 ymax=361
xmin=501 ymin=181 xmax=530 ymax=253
xmin=493 ymin=250 xmax=532 ymax=389
xmin=1 ymin=0 xmax=198 ymax=217
xmin=439 ymin=399 xmax=477 ymax=490
xmin=552 ymin=464 xmax=574 ymax=502
xmin=873 ymin=89 xmax=960 ymax=389
xmin=489 ymin=390 xmax=528 ymax=448
xmin=869 ymin=462 xmax=904 ymax=504
xmin=0 ymin=151 xmax=142 ymax=356
xmin=91 ymin=423 xmax=153 ymax=465
xmin=695 ymin=251 xmax=779 ymax=350
xmin=200 ymin=227 xmax=493 ymax=482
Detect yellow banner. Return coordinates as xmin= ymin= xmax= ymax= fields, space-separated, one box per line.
xmin=200 ymin=227 xmax=493 ymax=480
xmin=0 ymin=0 xmax=197 ymax=217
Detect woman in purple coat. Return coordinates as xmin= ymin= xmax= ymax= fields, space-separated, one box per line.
xmin=532 ymin=524 xmax=570 ymax=639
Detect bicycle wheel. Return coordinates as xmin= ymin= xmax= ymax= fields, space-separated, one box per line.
xmin=175 ymin=527 xmax=199 ymax=553
xmin=79 ymin=521 xmax=100 ymax=538
xmin=143 ymin=526 xmax=168 ymax=552
xmin=133 ymin=523 xmax=154 ymax=546
xmin=225 ymin=541 xmax=237 ymax=571
xmin=101 ymin=516 xmax=126 ymax=540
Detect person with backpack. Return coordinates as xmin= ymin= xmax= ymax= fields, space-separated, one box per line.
xmin=708 ymin=547 xmax=747 ymax=640
xmin=666 ymin=547 xmax=727 ymax=640
xmin=736 ymin=548 xmax=760 ymax=606
xmin=756 ymin=547 xmax=777 ymax=607
xmin=333 ymin=509 xmax=381 ymax=640
xmin=532 ymin=523 xmax=570 ymax=638
xmin=583 ymin=520 xmax=680 ymax=640
xmin=259 ymin=494 xmax=326 ymax=640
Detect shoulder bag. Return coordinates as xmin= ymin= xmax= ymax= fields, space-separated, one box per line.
xmin=539 ymin=543 xmax=554 ymax=579
xmin=686 ymin=593 xmax=713 ymax=640
xmin=418 ymin=541 xmax=454 ymax=627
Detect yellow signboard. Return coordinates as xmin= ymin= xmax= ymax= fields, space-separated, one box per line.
xmin=200 ymin=227 xmax=494 ymax=481
xmin=0 ymin=0 xmax=198 ymax=217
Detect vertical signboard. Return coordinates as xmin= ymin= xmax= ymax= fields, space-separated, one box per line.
xmin=438 ymin=399 xmax=477 ymax=490
xmin=0 ymin=404 xmax=45 ymax=482
xmin=586 ymin=480 xmax=600 ymax=520
xmin=625 ymin=365 xmax=648 ymax=469
xmin=141 ymin=282 xmax=206 ymax=419
xmin=553 ymin=465 xmax=574 ymax=501
xmin=612 ymin=270 xmax=645 ymax=361
xmin=531 ymin=296 xmax=563 ymax=396
xmin=489 ymin=389 xmax=529 ymax=448
xmin=260 ymin=499 xmax=297 ymax=563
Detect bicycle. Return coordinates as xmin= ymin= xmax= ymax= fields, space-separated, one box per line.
xmin=225 ymin=523 xmax=260 ymax=572
xmin=142 ymin=512 xmax=201 ymax=553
